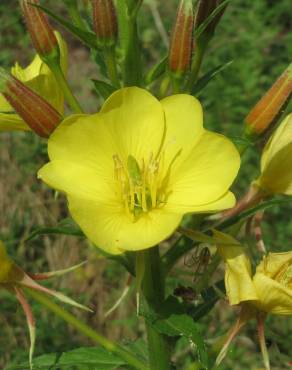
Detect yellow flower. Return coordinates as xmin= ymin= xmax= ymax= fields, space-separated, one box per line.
xmin=216 ymin=231 xmax=292 ymax=315
xmin=0 ymin=31 xmax=67 ymax=132
xmin=255 ymin=113 xmax=292 ymax=195
xmin=38 ymin=87 xmax=240 ymax=254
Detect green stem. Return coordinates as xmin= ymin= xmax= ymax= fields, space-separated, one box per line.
xmin=185 ymin=43 xmax=207 ymax=93
xmin=24 ymin=288 xmax=148 ymax=370
xmin=141 ymin=247 xmax=171 ymax=370
xmin=124 ymin=14 xmax=142 ymax=86
xmin=48 ymin=62 xmax=83 ymax=114
xmin=103 ymin=47 xmax=120 ymax=87
xmin=67 ymin=0 xmax=86 ymax=29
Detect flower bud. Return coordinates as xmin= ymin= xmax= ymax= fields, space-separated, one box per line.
xmin=92 ymin=0 xmax=118 ymax=47
xmin=20 ymin=0 xmax=60 ymax=63
xmin=245 ymin=64 xmax=292 ymax=136
xmin=169 ymin=0 xmax=194 ymax=74
xmin=194 ymin=0 xmax=227 ymax=40
xmin=255 ymin=113 xmax=292 ymax=196
xmin=0 ymin=67 xmax=62 ymax=137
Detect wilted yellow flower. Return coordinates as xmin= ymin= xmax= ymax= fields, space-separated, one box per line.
xmin=39 ymin=87 xmax=240 ymax=254
xmin=255 ymin=113 xmax=292 ymax=196
xmin=0 ymin=240 xmax=90 ymax=369
xmin=0 ymin=32 xmax=67 ymax=132
xmin=216 ymin=231 xmax=292 ymax=315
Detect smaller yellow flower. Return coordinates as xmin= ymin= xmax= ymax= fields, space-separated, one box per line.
xmin=255 ymin=113 xmax=292 ymax=196
xmin=216 ymin=231 xmax=292 ymax=315
xmin=0 ymin=32 xmax=67 ymax=132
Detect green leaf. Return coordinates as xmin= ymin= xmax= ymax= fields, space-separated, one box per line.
xmin=25 ymin=218 xmax=84 ymax=242
xmin=151 ymin=314 xmax=209 ymax=369
xmin=31 ymin=4 xmax=99 ymax=49
xmin=7 ymin=346 xmax=126 ymax=370
xmin=217 ymin=196 xmax=292 ymax=231
xmin=191 ymin=61 xmax=233 ymax=95
xmin=144 ymin=56 xmax=168 ymax=85
xmin=92 ymin=79 xmax=116 ymax=100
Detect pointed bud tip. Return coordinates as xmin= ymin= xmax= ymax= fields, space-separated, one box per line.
xmin=20 ymin=0 xmax=59 ymax=61
xmin=245 ymin=63 xmax=292 ymax=136
xmin=169 ymin=0 xmax=194 ymax=74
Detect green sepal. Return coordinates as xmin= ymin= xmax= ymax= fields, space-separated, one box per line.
xmin=92 ymin=79 xmax=116 ymax=100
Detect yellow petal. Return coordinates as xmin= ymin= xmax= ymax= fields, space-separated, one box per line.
xmin=160 ymin=94 xmax=204 ymax=169
xmin=164 ymin=131 xmax=240 ymax=213
xmin=0 ymin=113 xmax=30 ymax=131
xmin=256 ymin=251 xmax=292 ymax=279
xmin=38 ymin=160 xmax=116 ymax=202
xmin=0 ymin=93 xmax=13 ymax=113
xmin=100 ymin=87 xmax=165 ymax=162
xmin=253 ymin=273 xmax=292 ymax=315
xmin=257 ymin=114 xmax=292 ymax=195
xmin=215 ymin=231 xmax=258 ymax=305
xmin=68 ymin=196 xmax=182 ymax=254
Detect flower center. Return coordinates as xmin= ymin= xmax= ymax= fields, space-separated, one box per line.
xmin=113 ymin=153 xmax=167 ymax=220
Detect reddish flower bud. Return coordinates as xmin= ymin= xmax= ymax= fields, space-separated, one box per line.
xmin=0 ymin=68 xmax=61 ymax=137
xmin=169 ymin=0 xmax=194 ymax=74
xmin=245 ymin=64 xmax=292 ymax=136
xmin=20 ymin=0 xmax=59 ymax=62
xmin=195 ymin=0 xmax=227 ymax=38
xmin=92 ymin=0 xmax=118 ymax=47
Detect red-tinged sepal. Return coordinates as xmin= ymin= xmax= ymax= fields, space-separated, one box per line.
xmin=0 ymin=67 xmax=61 ymax=137
xmin=20 ymin=0 xmax=60 ymax=65
xmin=15 ymin=287 xmax=36 ymax=370
xmin=245 ymin=64 xmax=292 ymax=137
xmin=28 ymin=261 xmax=87 ymax=281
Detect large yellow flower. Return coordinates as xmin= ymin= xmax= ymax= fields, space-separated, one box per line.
xmin=38 ymin=88 xmax=240 ymax=254
xmin=0 ymin=32 xmax=67 ymax=132
xmin=255 ymin=113 xmax=292 ymax=195
xmin=217 ymin=231 xmax=292 ymax=315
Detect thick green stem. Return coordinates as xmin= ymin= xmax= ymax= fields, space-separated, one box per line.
xmin=124 ymin=15 xmax=142 ymax=86
xmin=141 ymin=247 xmax=172 ymax=370
xmin=24 ymin=288 xmax=148 ymax=370
xmin=48 ymin=62 xmax=83 ymax=113
xmin=185 ymin=42 xmax=206 ymax=93
xmin=67 ymin=0 xmax=86 ymax=29
xmin=104 ymin=47 xmax=120 ymax=87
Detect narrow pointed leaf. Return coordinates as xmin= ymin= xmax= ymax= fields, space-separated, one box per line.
xmin=7 ymin=347 xmax=126 ymax=370
xmin=191 ymin=60 xmax=233 ymax=95
xmin=92 ymin=79 xmax=116 ymax=100
xmin=144 ymin=56 xmax=167 ymax=85
xmin=29 ymin=261 xmax=87 ymax=281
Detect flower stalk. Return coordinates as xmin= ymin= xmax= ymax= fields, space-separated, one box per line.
xmin=257 ymin=312 xmax=270 ymax=370
xmin=141 ymin=247 xmax=172 ymax=370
